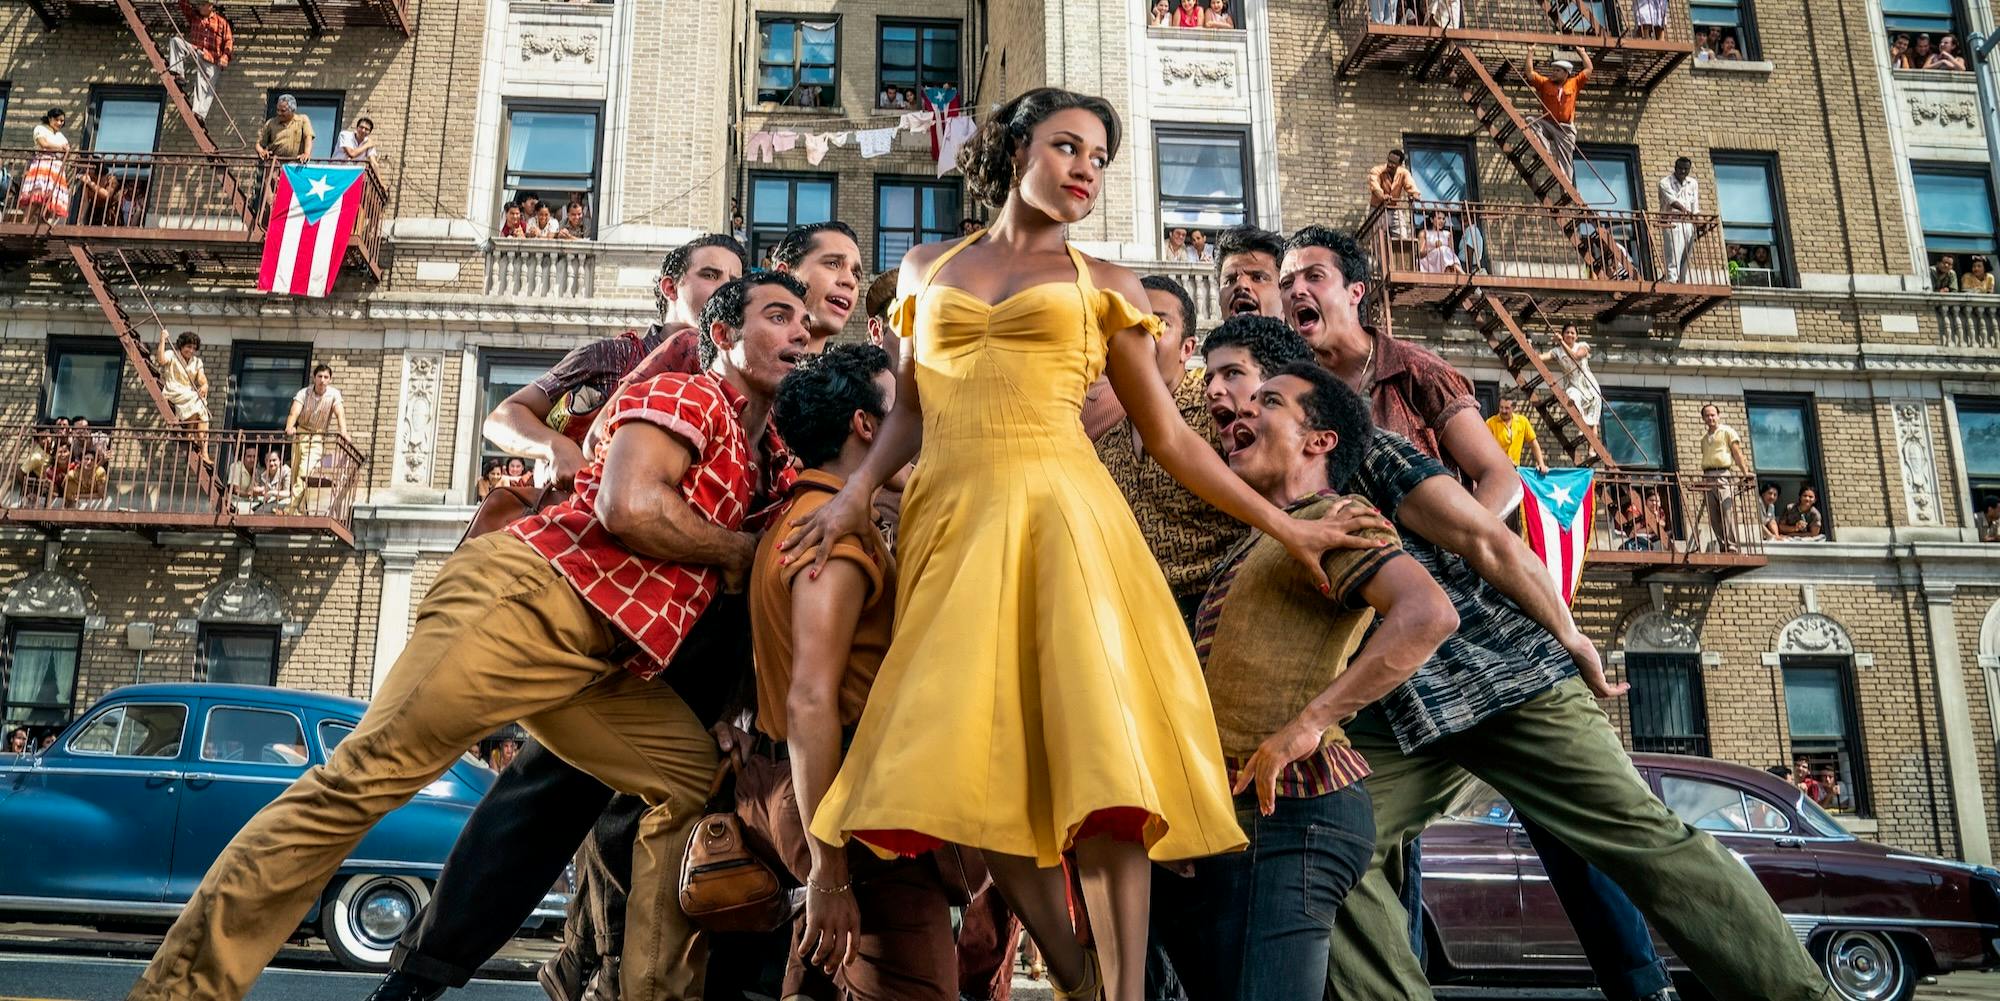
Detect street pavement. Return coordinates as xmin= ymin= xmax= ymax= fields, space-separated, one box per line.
xmin=0 ymin=954 xmax=542 ymax=1001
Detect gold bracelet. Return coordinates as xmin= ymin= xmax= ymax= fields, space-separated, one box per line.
xmin=807 ymin=877 xmax=852 ymax=895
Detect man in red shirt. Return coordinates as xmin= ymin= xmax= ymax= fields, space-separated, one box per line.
xmin=1525 ymin=45 xmax=1593 ymax=183
xmin=128 ymin=273 xmax=815 ymax=1001
xmin=168 ymin=0 xmax=232 ymax=120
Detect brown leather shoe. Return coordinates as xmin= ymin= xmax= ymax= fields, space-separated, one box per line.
xmin=537 ymin=949 xmax=586 ymax=1001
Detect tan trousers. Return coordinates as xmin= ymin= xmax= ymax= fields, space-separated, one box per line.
xmin=127 ymin=533 xmax=718 ymax=1001
xmin=287 ymin=433 xmax=325 ymax=514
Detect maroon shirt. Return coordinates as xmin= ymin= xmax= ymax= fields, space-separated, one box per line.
xmin=1364 ymin=326 xmax=1477 ymax=469
xmin=531 ymin=322 xmax=696 ymax=445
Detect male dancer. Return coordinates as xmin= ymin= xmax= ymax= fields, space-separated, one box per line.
xmin=129 ymin=272 xmax=815 ymax=1001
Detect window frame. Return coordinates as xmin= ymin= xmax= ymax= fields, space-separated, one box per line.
xmin=1880 ymin=0 xmax=1957 ymax=44
xmin=498 ymin=101 xmax=606 ymax=225
xmin=1690 ymin=0 xmax=1762 ymax=60
xmin=875 ymin=19 xmax=962 ymax=105
xmin=3 ymin=619 xmax=83 ymax=741
xmin=1154 ymin=124 xmax=1257 ymax=256
xmin=263 ymin=90 xmax=345 ymax=162
xmin=1577 ymin=142 xmax=1653 ymax=281
xmin=43 ymin=337 xmax=126 ymax=425
xmin=1599 ymin=387 xmax=1676 ymax=471
xmin=747 ymin=170 xmax=839 ymax=264
xmin=1711 ymin=151 xmax=1796 ymax=289
xmin=1401 ymin=134 xmax=1481 ymax=205
xmin=224 ymin=342 xmax=313 ymax=433
xmin=197 ymin=623 xmax=282 ymax=687
xmin=1952 ymin=394 xmax=2000 ymax=519
xmin=756 ymin=14 xmax=843 ymax=109
xmin=199 ymin=704 xmax=308 ymax=766
xmin=1625 ymin=652 xmax=1711 ymax=756
xmin=1744 ymin=391 xmax=1829 ymax=537
xmin=1781 ymin=655 xmax=1871 ymax=818
xmin=874 ymin=175 xmax=963 ymax=272
xmin=472 ymin=349 xmax=568 ymax=498
xmin=1910 ymin=161 xmax=1997 ymax=277
xmin=0 ymin=81 xmax=11 ymax=145
xmin=85 ymin=85 xmax=166 ymax=153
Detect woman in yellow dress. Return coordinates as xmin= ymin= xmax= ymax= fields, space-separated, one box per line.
xmin=783 ymin=88 xmax=1376 ymax=1001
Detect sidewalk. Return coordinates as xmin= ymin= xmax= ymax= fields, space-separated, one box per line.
xmin=1925 ymin=971 xmax=2000 ymax=1000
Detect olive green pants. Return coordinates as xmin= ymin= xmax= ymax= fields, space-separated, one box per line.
xmin=128 ymin=533 xmax=718 ymax=1001
xmin=1328 ymin=677 xmax=1833 ymax=1001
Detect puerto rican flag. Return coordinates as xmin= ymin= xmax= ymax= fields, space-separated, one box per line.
xmin=258 ymin=163 xmax=366 ymax=298
xmin=1519 ymin=467 xmax=1595 ymax=606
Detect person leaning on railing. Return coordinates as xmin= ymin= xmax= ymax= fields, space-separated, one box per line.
xmin=283 ymin=362 xmax=348 ymax=514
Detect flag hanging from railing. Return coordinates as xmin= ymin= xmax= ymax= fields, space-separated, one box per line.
xmin=1519 ymin=467 xmax=1594 ymax=606
xmin=257 ymin=163 xmax=367 ymax=298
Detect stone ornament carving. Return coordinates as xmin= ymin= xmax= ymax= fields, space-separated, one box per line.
xmin=1623 ymin=609 xmax=1699 ymax=653
xmin=198 ymin=574 xmax=287 ymax=625
xmin=520 ymin=30 xmax=599 ymax=65
xmin=1891 ymin=400 xmax=1941 ymax=526
xmin=1775 ymin=612 xmax=1854 ymax=656
xmin=1160 ymin=54 xmax=1238 ymax=90
xmin=1909 ymin=94 xmax=1978 ymax=130
xmin=2 ymin=569 xmax=90 ymax=619
xmin=398 ymin=352 xmax=444 ymax=487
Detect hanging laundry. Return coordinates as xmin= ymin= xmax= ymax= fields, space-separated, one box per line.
xmin=936 ymin=114 xmax=978 ymax=177
xmin=857 ymin=127 xmax=898 ymax=159
xmin=830 ymin=131 xmax=851 ymax=146
xmin=898 ymin=111 xmax=934 ymax=134
xmin=804 ymin=132 xmax=832 ymax=165
xmin=746 ymin=131 xmax=776 ymax=164
xmin=771 ymin=132 xmax=800 ymax=153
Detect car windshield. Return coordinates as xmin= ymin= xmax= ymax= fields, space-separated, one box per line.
xmin=1445 ymin=781 xmax=1515 ymax=826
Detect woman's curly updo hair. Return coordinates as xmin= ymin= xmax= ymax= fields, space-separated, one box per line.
xmin=958 ymin=88 xmax=1122 ymax=208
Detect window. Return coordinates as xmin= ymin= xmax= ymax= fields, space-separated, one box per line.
xmin=87 ymin=87 xmax=164 ymax=153
xmin=0 ymin=82 xmax=11 ymax=144
xmin=1157 ymin=126 xmax=1253 ymax=258
xmin=1912 ymin=165 xmax=1996 ymax=285
xmin=1404 ymin=137 xmax=1477 ymax=205
xmin=226 ymin=343 xmax=311 ymax=431
xmin=748 ymin=172 xmax=836 ymax=263
xmin=1746 ymin=393 xmax=1827 ymax=536
xmin=475 ymin=350 xmax=565 ymax=495
xmin=4 ymin=622 xmax=81 ymax=741
xmin=202 ymin=706 xmax=307 ymax=765
xmin=1690 ymin=0 xmax=1758 ymax=60
xmin=1472 ymin=380 xmax=1500 ymax=420
xmin=1713 ymin=153 xmax=1792 ymax=288
xmin=1625 ymin=653 xmax=1710 ymax=756
xmin=1600 ymin=389 xmax=1672 ymax=470
xmin=1882 ymin=0 xmax=1954 ymax=40
xmin=876 ymin=177 xmax=961 ymax=271
xmin=758 ymin=17 xmax=839 ymax=108
xmin=1954 ymin=396 xmax=2000 ymax=515
xmin=502 ymin=104 xmax=602 ymax=222
xmin=877 ymin=21 xmax=960 ymax=107
xmin=1661 ymin=775 xmax=1789 ymax=833
xmin=265 ymin=91 xmax=344 ymax=161
xmin=319 ymin=719 xmax=354 ymax=756
xmin=1577 ymin=143 xmax=1649 ymax=279
xmin=45 ymin=339 xmax=124 ymax=425
xmin=199 ymin=625 xmax=281 ymax=686
xmin=69 ymin=702 xmax=187 ymax=758
xmin=1783 ymin=657 xmax=1868 ymax=817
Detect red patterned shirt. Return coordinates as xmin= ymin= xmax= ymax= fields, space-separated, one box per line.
xmin=510 ymin=372 xmax=794 ymax=678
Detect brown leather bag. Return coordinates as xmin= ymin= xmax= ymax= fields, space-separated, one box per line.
xmin=679 ymin=765 xmax=790 ymax=934
xmin=458 ymin=483 xmax=570 ymax=547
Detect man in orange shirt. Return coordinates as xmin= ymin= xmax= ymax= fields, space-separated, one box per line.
xmin=1525 ymin=45 xmax=1593 ymax=183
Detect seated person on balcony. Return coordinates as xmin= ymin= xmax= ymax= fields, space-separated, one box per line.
xmin=1190 ymin=227 xmax=1214 ymax=262
xmin=156 ymin=330 xmax=211 ymax=435
xmin=335 ymin=117 xmax=377 ymax=165
xmin=1174 ymin=0 xmax=1205 ymax=26
xmin=18 ymin=426 xmax=59 ymax=505
xmin=478 ymin=458 xmax=507 ymax=501
xmin=1366 ymin=149 xmax=1420 ymax=240
xmin=1543 ymin=324 xmax=1602 ymax=431
xmin=167 ymin=0 xmax=231 ymax=122
xmin=73 ymin=160 xmax=121 ymax=228
xmin=73 ymin=418 xmax=109 ymax=461
xmin=1625 ymin=489 xmax=1669 ymax=551
xmin=558 ymin=203 xmax=593 ymax=241
xmin=1759 ymin=482 xmax=1781 ymax=540
xmin=1975 ymin=495 xmax=2000 ymax=543
xmin=1417 ymin=209 xmax=1464 ymax=275
xmin=1932 ymin=254 xmax=1959 ymax=293
xmin=257 ymin=95 xmax=316 ymax=165
xmin=1697 ymin=403 xmax=1751 ymax=551
xmin=254 ymin=449 xmax=293 ymax=512
xmin=1163 ymin=226 xmax=1194 ymax=261
xmin=1929 ymin=34 xmax=1970 ymax=70
xmin=1204 ymin=0 xmax=1235 ymax=27
xmin=1890 ymin=33 xmax=1914 ymax=68
xmin=499 ymin=203 xmax=527 ymax=238
xmin=286 ymin=362 xmax=348 ymax=513
xmin=1525 ymin=46 xmax=1592 ymax=183
xmin=1484 ymin=396 xmax=1547 ymax=474
xmin=1632 ymin=0 xmax=1665 ymax=38
xmin=524 ymin=203 xmax=561 ymax=239
xmin=61 ymin=449 xmax=108 ymax=510
xmin=1149 ymin=0 xmax=1172 ymax=25
xmin=1964 ymin=256 xmax=1995 ymax=293
xmin=1658 ymin=156 xmax=1699 ymax=283
xmin=229 ymin=449 xmax=262 ymax=513
xmin=1775 ymin=485 xmax=1824 ymax=540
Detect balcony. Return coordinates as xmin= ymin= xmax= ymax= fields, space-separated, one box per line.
xmin=0 ymin=428 xmax=368 ymax=546
xmin=1363 ymin=200 xmax=1730 ymax=326
xmin=0 ymin=150 xmax=385 ymax=284
xmin=1937 ymin=299 xmax=2000 ymax=350
xmin=28 ymin=0 xmax=410 ymax=35
xmin=1586 ymin=469 xmax=1767 ymax=579
xmin=1334 ymin=0 xmax=1693 ymax=89
xmin=485 ymin=240 xmax=600 ymax=299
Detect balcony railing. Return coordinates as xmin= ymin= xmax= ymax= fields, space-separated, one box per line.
xmin=0 ymin=149 xmax=386 ymax=283
xmin=0 ymin=427 xmax=367 ymax=546
xmin=1587 ymin=469 xmax=1767 ymax=576
xmin=1127 ymin=260 xmax=1226 ymax=328
xmin=31 ymin=0 xmax=410 ymax=34
xmin=485 ymin=240 xmax=598 ymax=299
xmin=1937 ymin=299 xmax=2000 ymax=350
xmin=1363 ymin=199 xmax=1730 ymax=324
xmin=1336 ymin=0 xmax=1693 ymax=87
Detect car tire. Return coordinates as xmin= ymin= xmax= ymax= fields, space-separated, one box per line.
xmin=320 ymin=873 xmax=431 ymax=971
xmin=1816 ymin=928 xmax=1914 ymax=1001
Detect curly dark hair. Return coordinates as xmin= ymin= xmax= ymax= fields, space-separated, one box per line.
xmin=1275 ymin=362 xmax=1373 ymax=492
xmin=773 ymin=343 xmax=893 ymax=469
xmin=772 ymin=221 xmax=859 ymax=269
xmin=696 ymin=272 xmax=810 ymax=369
xmin=1283 ymin=225 xmax=1372 ymax=290
xmin=1200 ymin=315 xmax=1311 ymax=378
xmin=1139 ymin=274 xmax=1196 ymax=343
xmin=1214 ymin=225 xmax=1286 ymax=279
xmin=959 ymin=88 xmax=1121 ymax=208
xmin=174 ymin=331 xmax=201 ymax=351
xmin=657 ymin=233 xmax=749 ymax=318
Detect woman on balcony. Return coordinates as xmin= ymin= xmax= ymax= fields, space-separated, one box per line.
xmin=21 ymin=109 xmax=71 ymax=227
xmin=73 ymin=159 xmax=121 ymax=228
xmin=1417 ymin=209 xmax=1465 ymax=274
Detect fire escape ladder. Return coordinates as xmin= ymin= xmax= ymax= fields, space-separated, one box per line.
xmin=1472 ymin=290 xmax=1619 ymax=468
xmin=113 ymin=0 xmax=255 ymax=227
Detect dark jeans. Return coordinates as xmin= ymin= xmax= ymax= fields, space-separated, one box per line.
xmin=1154 ymin=785 xmax=1374 ymax=1001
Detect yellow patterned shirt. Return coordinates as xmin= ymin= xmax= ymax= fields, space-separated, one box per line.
xmin=1094 ymin=369 xmax=1249 ymax=605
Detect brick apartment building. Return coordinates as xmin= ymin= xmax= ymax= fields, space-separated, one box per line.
xmin=0 ymin=0 xmax=1996 ymax=869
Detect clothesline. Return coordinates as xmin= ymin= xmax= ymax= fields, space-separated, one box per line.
xmin=740 ymin=90 xmax=978 ymax=173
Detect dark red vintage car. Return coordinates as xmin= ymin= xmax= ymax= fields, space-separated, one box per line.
xmin=1419 ymin=754 xmax=2000 ymax=1001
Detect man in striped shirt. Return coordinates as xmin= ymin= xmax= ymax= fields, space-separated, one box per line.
xmin=1152 ymin=362 xmax=1457 ymax=1001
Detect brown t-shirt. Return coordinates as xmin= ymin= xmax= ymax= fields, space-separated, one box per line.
xmin=749 ymin=469 xmax=896 ymax=741
xmin=1366 ymin=326 xmax=1477 ymax=469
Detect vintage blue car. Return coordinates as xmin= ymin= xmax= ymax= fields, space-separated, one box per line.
xmin=0 ymin=683 xmax=563 ymax=969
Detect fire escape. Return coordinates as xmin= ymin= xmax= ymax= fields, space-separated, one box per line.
xmin=1338 ymin=0 xmax=1759 ymax=576
xmin=0 ymin=0 xmax=404 ymax=545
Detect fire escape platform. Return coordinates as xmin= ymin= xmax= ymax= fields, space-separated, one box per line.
xmin=30 ymin=0 xmax=410 ymax=36
xmin=1339 ymin=22 xmax=1691 ymax=89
